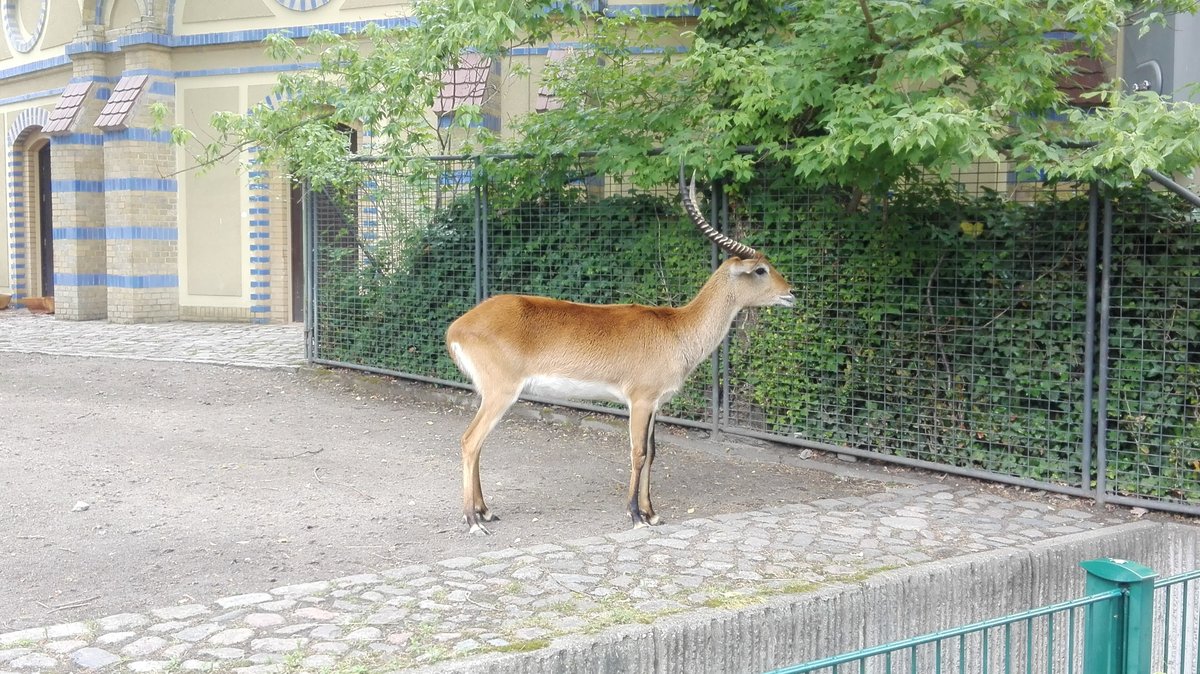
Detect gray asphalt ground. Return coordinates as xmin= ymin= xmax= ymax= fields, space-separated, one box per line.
xmin=0 ymin=310 xmax=1157 ymax=673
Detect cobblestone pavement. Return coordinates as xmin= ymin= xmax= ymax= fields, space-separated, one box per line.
xmin=0 ymin=311 xmax=304 ymax=369
xmin=0 ymin=486 xmax=1131 ymax=674
xmin=0 ymin=309 xmax=1145 ymax=673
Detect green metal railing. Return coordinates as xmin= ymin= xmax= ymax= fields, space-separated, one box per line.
xmin=768 ymin=559 xmax=1199 ymax=674
xmin=1154 ymin=569 xmax=1200 ymax=674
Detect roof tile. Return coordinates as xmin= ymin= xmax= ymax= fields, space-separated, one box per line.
xmin=433 ymin=54 xmax=493 ymax=115
xmin=44 ymin=81 xmax=93 ymax=134
xmin=536 ymin=48 xmax=571 ymax=113
xmin=95 ymin=74 xmax=149 ymax=130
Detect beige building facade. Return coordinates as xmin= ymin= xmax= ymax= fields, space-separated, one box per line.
xmin=0 ymin=0 xmax=674 ymax=323
xmin=3 ymin=2 xmax=1152 ymax=325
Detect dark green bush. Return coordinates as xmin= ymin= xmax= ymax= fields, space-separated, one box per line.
xmin=729 ymin=182 xmax=1200 ymax=499
xmin=315 ymin=169 xmax=1200 ymax=502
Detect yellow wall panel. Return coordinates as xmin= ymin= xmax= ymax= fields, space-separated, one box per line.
xmin=42 ymin=0 xmax=83 ymax=49
xmin=173 ymin=43 xmax=281 ymax=74
xmin=181 ymin=86 xmax=245 ymax=299
xmin=107 ymin=0 xmax=139 ymax=29
xmin=182 ymin=0 xmax=273 ymax=23
xmin=18 ymin=0 xmax=40 ymax=37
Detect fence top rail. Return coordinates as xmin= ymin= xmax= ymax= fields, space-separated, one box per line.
xmin=767 ymin=587 xmax=1125 ymax=674
xmin=1142 ymin=168 xmax=1200 ymax=209
xmin=1154 ymin=568 xmax=1200 ymax=589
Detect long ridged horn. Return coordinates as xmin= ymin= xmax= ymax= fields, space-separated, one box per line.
xmin=678 ymin=166 xmax=760 ymax=259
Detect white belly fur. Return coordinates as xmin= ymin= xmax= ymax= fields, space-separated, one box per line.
xmin=524 ymin=375 xmax=625 ymax=403
xmin=453 ymin=343 xmax=631 ymax=404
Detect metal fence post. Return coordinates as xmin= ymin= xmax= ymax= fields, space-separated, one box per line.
xmin=1093 ymin=197 xmax=1114 ymax=505
xmin=472 ymin=156 xmax=487 ymax=305
xmin=1080 ymin=182 xmax=1099 ymax=492
xmin=711 ymin=179 xmax=725 ymax=436
xmin=301 ymin=180 xmax=317 ymax=362
xmin=1080 ymin=557 xmax=1157 ymax=674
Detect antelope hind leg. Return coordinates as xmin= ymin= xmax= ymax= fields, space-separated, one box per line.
xmin=460 ymin=389 xmax=517 ymax=535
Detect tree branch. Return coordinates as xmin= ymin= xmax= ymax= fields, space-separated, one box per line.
xmin=858 ymin=0 xmax=882 ymax=43
xmin=163 ymin=108 xmax=338 ymax=179
xmin=886 ymin=15 xmax=966 ymax=50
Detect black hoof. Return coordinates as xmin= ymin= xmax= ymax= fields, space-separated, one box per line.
xmin=629 ymin=509 xmax=662 ymax=527
xmin=463 ymin=514 xmax=492 ymax=535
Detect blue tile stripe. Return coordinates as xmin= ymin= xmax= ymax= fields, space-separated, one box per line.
xmin=55 ymin=273 xmax=179 ymax=288
xmin=108 ymin=274 xmax=178 ymax=289
xmin=52 ymin=228 xmax=104 ymax=240
xmin=106 ymin=178 xmax=177 ymax=192
xmin=52 ymin=227 xmax=178 ymax=240
xmin=0 ymin=86 xmax=63 ymax=107
xmin=51 ymin=179 xmax=104 ymax=192
xmin=54 ymin=272 xmax=103 ymax=286
xmin=247 ymin=145 xmax=273 ymax=323
xmin=50 ymin=178 xmax=178 ymax=192
xmin=56 ymin=129 xmax=173 ymax=145
xmin=604 ymin=3 xmax=700 ymax=18
xmin=0 ymin=54 xmax=69 ymax=83
xmin=65 ymin=17 xmax=418 ymax=57
xmin=437 ymin=113 xmax=501 ymax=132
xmin=56 ymin=133 xmax=105 ymax=146
xmin=71 ymin=74 xmax=118 ymax=84
xmin=6 ymin=147 xmax=25 ymax=293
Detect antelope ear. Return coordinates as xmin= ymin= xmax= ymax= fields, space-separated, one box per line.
xmin=727 ymin=257 xmax=759 ymax=276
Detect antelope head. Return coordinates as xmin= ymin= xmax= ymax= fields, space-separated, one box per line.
xmin=679 ymin=171 xmax=794 ymax=309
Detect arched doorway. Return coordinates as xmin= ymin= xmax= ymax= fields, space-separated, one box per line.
xmin=6 ymin=108 xmax=51 ymax=302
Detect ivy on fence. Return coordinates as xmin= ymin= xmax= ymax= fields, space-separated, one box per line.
xmin=309 ymin=164 xmax=1200 ymax=507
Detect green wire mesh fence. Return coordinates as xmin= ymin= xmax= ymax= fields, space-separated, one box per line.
xmin=305 ymin=153 xmax=1200 ymax=516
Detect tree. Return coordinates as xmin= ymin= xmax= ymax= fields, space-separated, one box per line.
xmin=181 ymin=0 xmax=1200 ymax=190
xmin=173 ymin=0 xmax=577 ymax=188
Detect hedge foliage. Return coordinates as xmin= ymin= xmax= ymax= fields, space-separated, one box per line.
xmin=314 ymin=172 xmax=1200 ymax=502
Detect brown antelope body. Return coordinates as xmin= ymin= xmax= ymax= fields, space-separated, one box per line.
xmin=445 ymin=176 xmax=793 ymax=534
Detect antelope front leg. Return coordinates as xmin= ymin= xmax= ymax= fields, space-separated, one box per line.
xmin=638 ymin=413 xmax=661 ymax=525
xmin=626 ymin=403 xmax=660 ymax=527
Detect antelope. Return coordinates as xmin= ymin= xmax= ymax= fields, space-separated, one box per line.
xmin=445 ymin=173 xmax=794 ymax=534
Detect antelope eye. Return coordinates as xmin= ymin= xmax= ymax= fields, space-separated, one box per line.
xmin=754 ymin=267 xmax=768 ymax=276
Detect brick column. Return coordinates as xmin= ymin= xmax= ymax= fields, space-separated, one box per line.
xmin=103 ymin=44 xmax=178 ymax=323
xmin=48 ymin=50 xmax=108 ymax=320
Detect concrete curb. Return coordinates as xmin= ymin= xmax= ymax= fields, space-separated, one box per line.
xmin=413 ymin=521 xmax=1196 ymax=673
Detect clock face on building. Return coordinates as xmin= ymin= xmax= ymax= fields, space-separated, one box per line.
xmin=3 ymin=0 xmax=48 ymax=53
